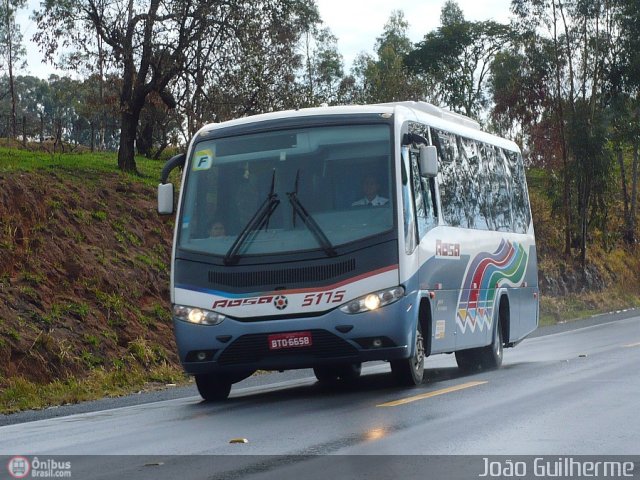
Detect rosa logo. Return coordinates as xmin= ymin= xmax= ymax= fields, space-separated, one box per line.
xmin=273 ymin=295 xmax=288 ymax=310
xmin=7 ymin=456 xmax=30 ymax=479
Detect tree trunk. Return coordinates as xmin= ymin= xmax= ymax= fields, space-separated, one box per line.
xmin=552 ymin=0 xmax=572 ymax=256
xmin=618 ymin=148 xmax=634 ymax=243
xmin=579 ymin=173 xmax=588 ymax=272
xmin=97 ymin=33 xmax=106 ymax=151
xmin=117 ymin=109 xmax=141 ymax=172
xmin=54 ymin=119 xmax=64 ymax=152
xmin=631 ymin=136 xmax=639 ymax=241
xmin=8 ymin=21 xmax=17 ymax=139
xmin=137 ymin=120 xmax=153 ymax=157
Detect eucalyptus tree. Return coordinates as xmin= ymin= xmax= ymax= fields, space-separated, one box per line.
xmin=0 ymin=0 xmax=26 ymax=138
xmin=301 ymin=27 xmax=343 ymax=106
xmin=609 ymin=0 xmax=640 ymax=244
xmin=351 ymin=10 xmax=425 ymax=104
xmin=171 ymin=0 xmax=319 ymax=138
xmin=489 ymin=35 xmax=556 ymax=149
xmin=407 ymin=0 xmax=512 ymax=118
xmin=510 ymin=0 xmax=620 ymax=267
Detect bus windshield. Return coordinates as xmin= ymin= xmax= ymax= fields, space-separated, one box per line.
xmin=178 ymin=123 xmax=394 ymax=257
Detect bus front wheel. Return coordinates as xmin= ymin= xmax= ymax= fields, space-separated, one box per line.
xmin=195 ymin=373 xmax=232 ymax=401
xmin=391 ymin=321 xmax=425 ymax=386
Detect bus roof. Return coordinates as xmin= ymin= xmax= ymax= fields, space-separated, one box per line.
xmin=196 ymin=102 xmax=520 ymax=153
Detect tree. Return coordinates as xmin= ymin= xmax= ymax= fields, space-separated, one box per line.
xmin=351 ymin=10 xmax=425 ymax=104
xmin=489 ymin=35 xmax=556 ymax=147
xmin=609 ymin=0 xmax=640 ymax=244
xmin=407 ymin=0 xmax=512 ymax=117
xmin=171 ymin=1 xmax=319 ymax=136
xmin=508 ymin=0 xmax=621 ymax=268
xmin=0 ymin=0 xmax=26 ymax=138
xmin=301 ymin=27 xmax=343 ymax=106
xmin=34 ymin=0 xmax=318 ymax=172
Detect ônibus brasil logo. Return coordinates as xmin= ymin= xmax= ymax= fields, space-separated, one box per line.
xmin=7 ymin=456 xmax=30 ymax=479
xmin=273 ymin=295 xmax=288 ymax=310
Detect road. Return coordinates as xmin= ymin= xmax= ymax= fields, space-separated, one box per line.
xmin=1 ymin=313 xmax=639 ymax=479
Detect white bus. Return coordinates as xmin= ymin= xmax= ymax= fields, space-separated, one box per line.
xmin=158 ymin=101 xmax=538 ymax=401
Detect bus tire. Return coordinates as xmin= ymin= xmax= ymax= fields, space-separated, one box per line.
xmin=391 ymin=321 xmax=425 ymax=386
xmin=478 ymin=316 xmax=503 ymax=369
xmin=195 ymin=373 xmax=232 ymax=401
xmin=455 ymin=317 xmax=503 ymax=372
xmin=455 ymin=348 xmax=480 ymax=372
xmin=314 ymin=363 xmax=362 ymax=383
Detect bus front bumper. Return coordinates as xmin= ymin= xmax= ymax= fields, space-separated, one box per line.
xmin=173 ymin=298 xmax=416 ymax=376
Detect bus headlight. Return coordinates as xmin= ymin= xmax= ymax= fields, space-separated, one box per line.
xmin=173 ymin=305 xmax=225 ymax=326
xmin=339 ymin=286 xmax=405 ymax=314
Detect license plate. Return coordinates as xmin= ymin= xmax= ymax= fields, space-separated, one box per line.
xmin=268 ymin=331 xmax=313 ymax=350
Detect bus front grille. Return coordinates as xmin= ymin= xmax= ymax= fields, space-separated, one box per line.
xmin=217 ymin=330 xmax=358 ymax=366
xmin=208 ymin=259 xmax=356 ymax=288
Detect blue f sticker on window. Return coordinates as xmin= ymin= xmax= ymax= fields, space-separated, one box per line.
xmin=193 ymin=149 xmax=213 ymax=170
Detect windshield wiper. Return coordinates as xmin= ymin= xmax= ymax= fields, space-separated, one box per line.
xmin=287 ymin=170 xmax=337 ymax=257
xmin=224 ymin=170 xmax=280 ymax=265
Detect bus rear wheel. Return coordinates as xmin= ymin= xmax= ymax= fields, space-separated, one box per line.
xmin=479 ymin=316 xmax=503 ymax=369
xmin=391 ymin=321 xmax=425 ymax=386
xmin=195 ymin=373 xmax=232 ymax=401
xmin=455 ymin=317 xmax=503 ymax=372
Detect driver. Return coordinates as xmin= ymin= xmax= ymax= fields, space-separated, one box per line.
xmin=352 ymin=175 xmax=389 ymax=206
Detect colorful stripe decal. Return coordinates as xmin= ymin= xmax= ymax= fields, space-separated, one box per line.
xmin=457 ymin=240 xmax=528 ymax=332
xmin=175 ymin=264 xmax=399 ymax=299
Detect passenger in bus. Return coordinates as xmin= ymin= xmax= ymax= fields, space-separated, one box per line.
xmin=352 ymin=174 xmax=389 ymax=206
xmin=209 ymin=221 xmax=226 ymax=238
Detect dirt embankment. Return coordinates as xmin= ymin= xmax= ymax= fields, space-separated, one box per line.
xmin=0 ymin=169 xmax=176 ymax=384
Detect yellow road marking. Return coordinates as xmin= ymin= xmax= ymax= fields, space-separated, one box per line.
xmin=377 ymin=381 xmax=488 ymax=407
xmin=623 ymin=342 xmax=640 ymax=348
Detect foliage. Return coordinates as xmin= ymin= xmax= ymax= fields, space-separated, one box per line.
xmin=407 ymin=1 xmax=512 ymax=117
xmin=182 ymin=1 xmax=319 ymax=128
xmin=300 ymin=27 xmax=344 ymax=106
xmin=348 ymin=11 xmax=426 ymax=104
xmin=501 ymin=0 xmax=637 ymax=268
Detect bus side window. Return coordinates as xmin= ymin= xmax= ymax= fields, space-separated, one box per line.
xmin=401 ymin=148 xmax=417 ymax=254
xmin=423 ymin=177 xmax=438 ymax=220
xmin=492 ymin=148 xmax=514 ymax=231
xmin=410 ymin=150 xmax=437 ymax=238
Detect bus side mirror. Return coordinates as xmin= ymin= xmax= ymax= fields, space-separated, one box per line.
xmin=419 ymin=145 xmax=438 ymax=177
xmin=158 ymin=183 xmax=174 ymax=214
xmin=157 ymin=153 xmax=186 ymax=215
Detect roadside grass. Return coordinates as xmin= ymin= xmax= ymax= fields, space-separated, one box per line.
xmin=0 ymin=147 xmax=167 ymax=188
xmin=540 ymin=290 xmax=640 ymax=326
xmin=0 ymin=364 xmax=189 ymax=415
xmin=539 ymin=241 xmax=640 ymax=326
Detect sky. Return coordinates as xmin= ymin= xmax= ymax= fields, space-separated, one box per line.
xmin=18 ymin=0 xmax=514 ymax=79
